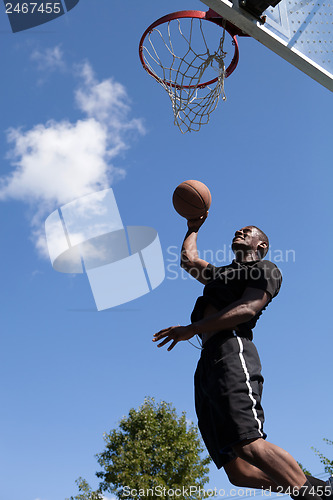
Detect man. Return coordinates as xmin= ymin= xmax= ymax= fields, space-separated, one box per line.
xmin=153 ymin=218 xmax=331 ymax=499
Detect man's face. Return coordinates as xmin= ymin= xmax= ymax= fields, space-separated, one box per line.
xmin=231 ymin=226 xmax=261 ymax=255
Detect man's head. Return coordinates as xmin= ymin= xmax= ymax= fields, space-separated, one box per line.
xmin=231 ymin=226 xmax=269 ymax=261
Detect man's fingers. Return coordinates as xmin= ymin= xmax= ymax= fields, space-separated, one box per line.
xmin=154 ymin=327 xmax=171 ymax=335
xmin=153 ymin=327 xmax=172 ymax=341
xmin=153 ymin=328 xmax=170 ymax=340
xmin=167 ymin=340 xmax=178 ymax=351
xmin=153 ymin=326 xmax=184 ymax=351
xmin=157 ymin=337 xmax=172 ymax=348
xmin=153 ymin=333 xmax=169 ymax=342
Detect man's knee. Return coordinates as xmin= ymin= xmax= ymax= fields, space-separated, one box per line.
xmin=224 ymin=458 xmax=251 ymax=487
xmin=226 ymin=473 xmax=245 ymax=487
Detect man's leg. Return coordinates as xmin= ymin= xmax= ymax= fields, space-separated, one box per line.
xmin=224 ymin=456 xmax=329 ymax=495
xmin=224 ymin=457 xmax=279 ymax=490
xmin=232 ymin=438 xmax=307 ymax=489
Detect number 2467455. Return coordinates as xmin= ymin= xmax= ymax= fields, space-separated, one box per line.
xmin=5 ymin=3 xmax=62 ymax=14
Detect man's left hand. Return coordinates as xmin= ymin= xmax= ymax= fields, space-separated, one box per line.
xmin=153 ymin=325 xmax=195 ymax=351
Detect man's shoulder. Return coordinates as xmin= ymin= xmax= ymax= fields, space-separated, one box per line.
xmin=253 ymin=259 xmax=283 ymax=297
xmin=255 ymin=259 xmax=281 ymax=272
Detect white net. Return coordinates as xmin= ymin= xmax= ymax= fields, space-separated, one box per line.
xmin=141 ymin=17 xmax=228 ymax=134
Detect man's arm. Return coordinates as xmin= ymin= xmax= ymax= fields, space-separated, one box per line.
xmin=153 ymin=288 xmax=270 ymax=351
xmin=181 ymin=215 xmax=210 ymax=285
xmin=190 ymin=287 xmax=270 ymax=335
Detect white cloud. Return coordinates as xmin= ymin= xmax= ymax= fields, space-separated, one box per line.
xmin=31 ymin=45 xmax=65 ymax=71
xmin=75 ymin=62 xmax=145 ymax=156
xmin=0 ymin=62 xmax=145 ymax=258
xmin=3 ymin=119 xmax=110 ymax=205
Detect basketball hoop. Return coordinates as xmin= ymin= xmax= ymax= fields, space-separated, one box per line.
xmin=139 ymin=10 xmax=242 ymax=133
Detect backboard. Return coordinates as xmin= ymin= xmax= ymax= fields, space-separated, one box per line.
xmin=199 ymin=0 xmax=333 ymax=92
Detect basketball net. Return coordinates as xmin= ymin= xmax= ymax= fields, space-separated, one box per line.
xmin=141 ymin=18 xmax=228 ymax=134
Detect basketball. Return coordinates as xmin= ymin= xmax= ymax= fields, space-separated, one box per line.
xmin=172 ymin=180 xmax=211 ymax=220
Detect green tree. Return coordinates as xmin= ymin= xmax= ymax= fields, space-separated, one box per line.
xmin=67 ymin=397 xmax=211 ymax=500
xmin=312 ymin=438 xmax=333 ymax=475
xmin=67 ymin=478 xmax=103 ymax=500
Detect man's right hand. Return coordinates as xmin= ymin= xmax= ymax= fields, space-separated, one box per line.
xmin=187 ymin=211 xmax=209 ymax=232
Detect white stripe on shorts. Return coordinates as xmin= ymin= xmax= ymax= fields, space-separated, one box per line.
xmin=234 ymin=333 xmax=263 ymax=437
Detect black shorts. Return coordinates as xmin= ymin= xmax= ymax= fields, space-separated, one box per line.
xmin=194 ymin=331 xmax=267 ymax=469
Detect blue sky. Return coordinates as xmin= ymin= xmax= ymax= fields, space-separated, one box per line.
xmin=0 ymin=1 xmax=332 ymax=500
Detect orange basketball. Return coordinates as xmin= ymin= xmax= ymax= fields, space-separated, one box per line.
xmin=172 ymin=180 xmax=211 ymax=220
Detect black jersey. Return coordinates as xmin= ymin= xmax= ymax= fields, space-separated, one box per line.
xmin=191 ymin=259 xmax=282 ymax=339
